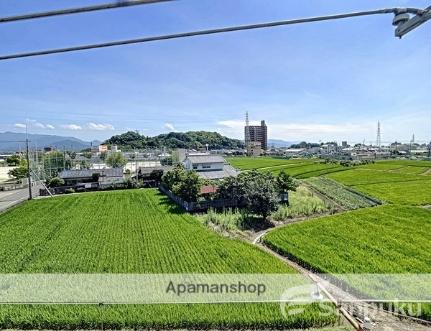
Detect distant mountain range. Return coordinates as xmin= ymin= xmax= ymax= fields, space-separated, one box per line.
xmin=0 ymin=131 xmax=294 ymax=153
xmin=268 ymin=139 xmax=297 ymax=148
xmin=0 ymin=132 xmax=100 ymax=153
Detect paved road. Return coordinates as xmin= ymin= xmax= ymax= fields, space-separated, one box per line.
xmin=0 ymin=187 xmax=30 ymax=212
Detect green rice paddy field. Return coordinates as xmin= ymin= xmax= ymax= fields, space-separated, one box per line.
xmin=264 ymin=205 xmax=431 ymax=274
xmin=263 ymin=158 xmax=431 ymax=320
xmin=0 ymin=189 xmax=338 ymax=329
xmin=328 ymin=160 xmax=431 ymax=205
xmin=227 ymin=157 xmax=348 ymax=178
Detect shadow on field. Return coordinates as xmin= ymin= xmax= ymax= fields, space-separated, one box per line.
xmin=240 ymin=215 xmax=274 ymax=232
xmin=155 ymin=191 xmax=186 ymax=215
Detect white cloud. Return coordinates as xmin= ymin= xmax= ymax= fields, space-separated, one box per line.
xmin=164 ymin=123 xmax=176 ymax=132
xmin=61 ymin=124 xmax=82 ymax=131
xmin=33 ymin=122 xmax=46 ymax=129
xmin=87 ymin=122 xmax=115 ymax=131
xmin=16 ymin=120 xmax=55 ymax=130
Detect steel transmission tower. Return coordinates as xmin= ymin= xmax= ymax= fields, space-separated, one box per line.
xmin=376 ymin=121 xmax=382 ymax=150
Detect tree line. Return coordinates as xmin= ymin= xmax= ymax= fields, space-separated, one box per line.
xmin=104 ymin=131 xmax=245 ymax=150
xmin=161 ymin=165 xmax=298 ymax=220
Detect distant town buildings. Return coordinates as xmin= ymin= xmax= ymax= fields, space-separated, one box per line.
xmin=244 ymin=112 xmax=268 ymax=155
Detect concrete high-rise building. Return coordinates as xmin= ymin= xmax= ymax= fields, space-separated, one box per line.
xmin=244 ymin=113 xmax=268 ymax=153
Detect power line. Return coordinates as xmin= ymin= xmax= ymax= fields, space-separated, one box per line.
xmin=0 ymin=0 xmax=176 ymax=24
xmin=0 ymin=7 xmax=423 ymax=61
xmin=0 ymin=141 xmax=29 ymax=143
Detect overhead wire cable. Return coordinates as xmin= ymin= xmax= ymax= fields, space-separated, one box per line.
xmin=0 ymin=7 xmax=429 ymax=61
xmin=0 ymin=0 xmax=177 ymax=24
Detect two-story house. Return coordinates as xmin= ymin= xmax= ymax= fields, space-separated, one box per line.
xmin=183 ymin=154 xmax=238 ymax=180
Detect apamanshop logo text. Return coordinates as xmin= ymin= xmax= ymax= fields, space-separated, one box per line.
xmin=166 ymin=280 xmax=266 ymax=296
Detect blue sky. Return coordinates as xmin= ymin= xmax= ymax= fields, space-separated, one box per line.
xmin=1 ymin=0 xmax=430 ymax=144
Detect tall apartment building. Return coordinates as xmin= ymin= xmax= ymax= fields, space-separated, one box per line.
xmin=244 ymin=116 xmax=268 ymax=153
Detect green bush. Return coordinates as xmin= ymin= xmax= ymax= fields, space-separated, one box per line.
xmin=48 ymin=177 xmax=65 ymax=188
xmin=198 ymin=208 xmax=245 ymax=231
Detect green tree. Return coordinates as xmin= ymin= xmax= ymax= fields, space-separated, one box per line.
xmin=172 ymin=171 xmax=201 ymax=202
xmin=276 ymin=171 xmax=298 ymax=205
xmin=104 ymin=130 xmax=245 ymax=151
xmin=8 ymin=160 xmax=28 ymax=180
xmin=6 ymin=155 xmax=21 ymax=166
xmin=48 ymin=177 xmax=65 ymax=187
xmin=242 ymin=171 xmax=278 ymax=220
xmin=217 ymin=176 xmax=246 ymax=206
xmin=161 ymin=164 xmax=186 ymax=190
xmin=105 ymin=152 xmax=127 ymax=168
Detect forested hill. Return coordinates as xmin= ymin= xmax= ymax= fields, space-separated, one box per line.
xmin=104 ymin=131 xmax=245 ymax=150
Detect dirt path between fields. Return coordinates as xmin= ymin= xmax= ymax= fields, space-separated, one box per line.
xmin=251 ymin=211 xmax=334 ymax=244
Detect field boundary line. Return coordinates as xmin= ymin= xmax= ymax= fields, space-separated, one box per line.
xmin=350 ymin=177 xmax=431 ymax=187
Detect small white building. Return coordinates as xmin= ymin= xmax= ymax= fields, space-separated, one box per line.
xmin=183 ymin=154 xmax=238 ymax=180
xmin=284 ymin=148 xmax=305 ymax=157
xmin=411 ymin=149 xmax=429 ymax=156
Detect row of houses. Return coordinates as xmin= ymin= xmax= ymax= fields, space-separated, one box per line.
xmin=59 ymin=168 xmax=124 ymax=189
xmin=55 ymin=153 xmax=238 ymax=191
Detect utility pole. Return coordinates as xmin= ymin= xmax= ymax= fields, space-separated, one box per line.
xmin=25 ymin=138 xmax=33 ymax=200
xmin=63 ymin=146 xmax=66 ymax=170
xmin=135 ymin=148 xmax=138 ymax=182
xmin=245 ymin=112 xmax=250 ymax=156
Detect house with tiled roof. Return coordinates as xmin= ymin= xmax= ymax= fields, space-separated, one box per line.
xmin=183 ymin=154 xmax=238 ymax=180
